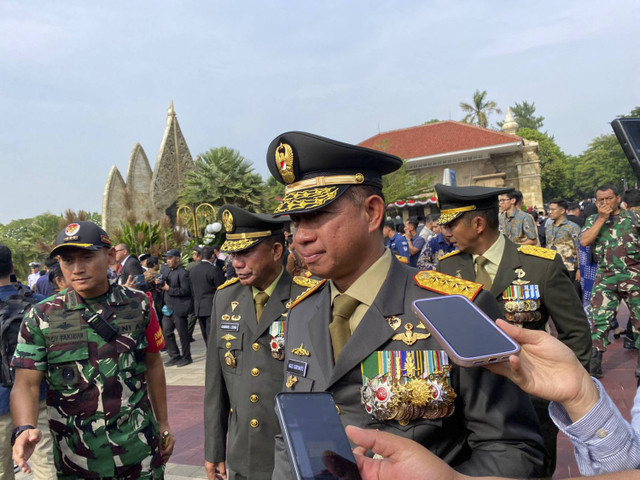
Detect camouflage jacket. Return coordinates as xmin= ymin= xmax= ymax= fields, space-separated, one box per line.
xmin=583 ymin=210 xmax=640 ymax=275
xmin=12 ymin=285 xmax=163 ymax=478
xmin=545 ymin=218 xmax=580 ymax=271
xmin=499 ymin=209 xmax=538 ymax=244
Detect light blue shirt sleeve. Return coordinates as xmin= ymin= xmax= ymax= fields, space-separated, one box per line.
xmin=548 ymin=379 xmax=640 ymax=475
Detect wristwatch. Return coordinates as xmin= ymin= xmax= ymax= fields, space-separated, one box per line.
xmin=11 ymin=425 xmax=36 ymax=446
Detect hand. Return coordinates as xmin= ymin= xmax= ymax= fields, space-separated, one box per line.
xmin=485 ymin=320 xmax=599 ymax=422
xmin=596 ymin=201 xmax=613 ymax=220
xmin=159 ymin=427 xmax=175 ymax=463
xmin=12 ymin=428 xmax=42 ymax=474
xmin=124 ymin=275 xmax=141 ymax=289
xmin=161 ymin=283 xmax=170 ymax=291
xmin=345 ymin=426 xmax=465 ymax=480
xmin=205 ymin=460 xmax=227 ymax=479
xmin=575 ymin=269 xmax=581 ymax=283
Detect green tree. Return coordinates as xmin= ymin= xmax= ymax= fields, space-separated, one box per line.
xmin=422 ymin=118 xmax=441 ymax=125
xmin=498 ymin=101 xmax=544 ymax=131
xmin=179 ymin=147 xmax=265 ymax=212
xmin=382 ymin=161 xmax=434 ymax=204
xmin=571 ymin=134 xmax=634 ymax=198
xmin=263 ymin=176 xmax=286 ymax=213
xmin=517 ymin=128 xmax=571 ymax=200
xmin=459 ymin=90 xmax=502 ymax=128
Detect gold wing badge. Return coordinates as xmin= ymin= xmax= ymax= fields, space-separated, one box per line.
xmin=392 ymin=323 xmax=430 ymax=346
xmin=276 ymin=142 xmax=295 ymax=184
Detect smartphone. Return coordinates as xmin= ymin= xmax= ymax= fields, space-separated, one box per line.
xmin=412 ymin=295 xmax=520 ymax=367
xmin=275 ymin=392 xmax=361 ymax=480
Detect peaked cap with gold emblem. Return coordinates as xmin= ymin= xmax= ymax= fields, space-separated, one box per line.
xmin=434 ymin=184 xmax=514 ymax=225
xmin=267 ymin=131 xmax=403 ymax=216
xmin=219 ymin=204 xmax=288 ymax=253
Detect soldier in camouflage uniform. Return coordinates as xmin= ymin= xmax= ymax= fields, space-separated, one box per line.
xmin=498 ymin=190 xmax=539 ymax=245
xmin=10 ymin=222 xmax=174 ymax=479
xmin=580 ymin=185 xmax=640 ymax=379
xmin=545 ymin=199 xmax=581 ymax=282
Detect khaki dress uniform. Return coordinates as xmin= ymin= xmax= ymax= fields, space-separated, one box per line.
xmin=204 ymin=271 xmax=308 ymax=480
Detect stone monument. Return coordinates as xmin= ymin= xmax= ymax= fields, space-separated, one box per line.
xmin=102 ymin=102 xmax=194 ymax=234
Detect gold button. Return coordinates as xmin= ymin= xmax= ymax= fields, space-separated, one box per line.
xmin=250 ymin=394 xmax=259 ymax=403
xmin=225 ymin=342 xmax=232 ymax=349
xmin=252 ymin=343 xmax=260 ymax=351
xmin=251 ymin=368 xmax=260 ymax=376
xmin=336 ymin=405 xmax=341 ymax=415
xmin=250 ymin=419 xmax=259 ymax=428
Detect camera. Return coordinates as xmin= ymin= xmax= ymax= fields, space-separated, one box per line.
xmin=155 ymin=275 xmax=165 ymax=288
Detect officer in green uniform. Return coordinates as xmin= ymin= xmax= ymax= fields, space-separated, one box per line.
xmin=204 ymin=205 xmax=309 ymax=480
xmin=267 ymin=132 xmax=547 ymax=479
xmin=10 ymin=221 xmax=174 ymax=479
xmin=434 ymin=183 xmax=592 ymax=476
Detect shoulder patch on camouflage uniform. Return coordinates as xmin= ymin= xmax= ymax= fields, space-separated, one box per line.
xmin=518 ymin=245 xmax=556 ymax=260
xmin=437 ymin=250 xmax=461 ymax=261
xmin=293 ymin=276 xmax=320 ymax=289
xmin=289 ymin=279 xmax=327 ymax=309
xmin=217 ymin=277 xmax=240 ymax=290
xmin=414 ymin=270 xmax=482 ymax=301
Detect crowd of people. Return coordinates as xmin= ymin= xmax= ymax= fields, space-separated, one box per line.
xmin=1 ymin=130 xmax=639 ymax=479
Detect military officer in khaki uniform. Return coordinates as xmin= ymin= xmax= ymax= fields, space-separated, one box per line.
xmin=434 ymin=183 xmax=592 ymax=476
xmin=266 ymin=132 xmax=547 ymax=478
xmin=204 ymin=205 xmax=309 ymax=480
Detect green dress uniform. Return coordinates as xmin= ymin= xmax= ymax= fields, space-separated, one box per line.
xmin=12 ymin=286 xmax=164 ymax=479
xmin=437 ymin=239 xmax=592 ymax=366
xmin=204 ymin=272 xmax=308 ymax=479
xmin=271 ymin=258 xmax=547 ymax=478
xmin=204 ymin=204 xmax=309 ymax=480
xmin=434 ymin=184 xmax=592 ymax=477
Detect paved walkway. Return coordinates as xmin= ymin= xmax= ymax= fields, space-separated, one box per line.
xmin=16 ymin=308 xmax=639 ymax=479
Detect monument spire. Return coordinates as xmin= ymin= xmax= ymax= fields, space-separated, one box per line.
xmin=501 ymin=107 xmax=519 ymax=135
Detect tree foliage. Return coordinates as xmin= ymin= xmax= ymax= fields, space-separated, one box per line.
xmin=571 ymin=134 xmax=634 ymax=198
xmin=460 ymin=90 xmax=502 ymax=128
xmin=263 ymin=176 xmax=285 ymax=213
xmin=382 ymin=161 xmax=434 ymax=204
xmin=179 ymin=147 xmax=265 ymax=212
xmin=110 ymin=215 xmax=188 ymax=258
xmin=517 ymin=128 xmax=571 ymax=200
xmin=498 ymin=100 xmax=544 ymax=131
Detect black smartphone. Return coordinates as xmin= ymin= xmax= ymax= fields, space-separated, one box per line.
xmin=412 ymin=295 xmax=520 ymax=367
xmin=275 ymin=392 xmax=361 ymax=480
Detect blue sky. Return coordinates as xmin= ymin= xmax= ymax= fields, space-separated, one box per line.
xmin=1 ymin=0 xmax=638 ymax=224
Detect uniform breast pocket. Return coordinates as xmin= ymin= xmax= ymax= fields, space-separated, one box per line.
xmin=219 ymin=332 xmax=243 ymax=375
xmin=47 ymin=346 xmax=90 ymax=391
xmin=285 ymin=375 xmax=314 ymax=392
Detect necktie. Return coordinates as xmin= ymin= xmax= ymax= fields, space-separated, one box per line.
xmin=475 ymin=255 xmax=493 ymax=290
xmin=254 ymin=292 xmax=269 ymax=322
xmin=117 ymin=263 xmax=123 ymax=274
xmin=329 ymin=294 xmax=360 ymax=362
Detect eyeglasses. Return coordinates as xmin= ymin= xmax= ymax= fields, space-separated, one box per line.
xmin=498 ymin=199 xmax=510 ymax=203
xmin=114 ymin=249 xmax=126 ymax=253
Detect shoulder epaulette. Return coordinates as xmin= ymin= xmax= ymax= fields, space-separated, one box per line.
xmin=518 ymin=245 xmax=556 ymax=260
xmin=293 ymin=276 xmax=320 ymax=289
xmin=288 ymin=279 xmax=327 ymax=309
xmin=394 ymin=254 xmax=409 ymax=264
xmin=217 ymin=277 xmax=240 ymax=290
xmin=437 ymin=250 xmax=461 ymax=261
xmin=414 ymin=270 xmax=482 ymax=301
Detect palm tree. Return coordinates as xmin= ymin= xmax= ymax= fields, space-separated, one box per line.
xmin=459 ymin=90 xmax=502 ymax=128
xmin=179 ymin=147 xmax=265 ymax=212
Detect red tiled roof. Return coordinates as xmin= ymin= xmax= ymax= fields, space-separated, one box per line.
xmin=359 ymin=121 xmax=522 ymax=159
